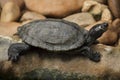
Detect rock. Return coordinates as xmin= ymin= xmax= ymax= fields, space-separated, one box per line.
xmin=89 ymin=4 xmax=104 ymax=15
xmin=0 ymin=22 xmax=20 ymax=36
xmin=0 ymin=0 xmax=24 ymax=9
xmin=112 ymin=18 xmax=120 ymax=34
xmin=82 ymin=0 xmax=112 ymax=22
xmin=19 ymin=44 xmax=120 ymax=80
xmin=20 ymin=11 xmax=46 ymax=22
xmin=64 ymin=12 xmax=96 ymax=27
xmin=0 ymin=36 xmax=18 ymax=80
xmin=92 ymin=0 xmax=107 ymax=4
xmin=108 ymin=0 xmax=120 ymax=18
xmin=1 ymin=42 xmax=120 ymax=79
xmin=101 ymin=8 xmax=112 ymax=23
xmin=0 ymin=35 xmax=13 ymax=61
xmin=82 ymin=0 xmax=99 ymax=12
xmin=1 ymin=2 xmax=20 ymax=22
xmin=98 ymin=19 xmax=120 ymax=45
xmin=98 ymin=30 xmax=118 ymax=45
xmin=24 ymin=0 xmax=85 ymax=18
xmin=21 ymin=20 xmax=33 ymax=25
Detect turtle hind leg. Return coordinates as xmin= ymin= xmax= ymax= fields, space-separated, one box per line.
xmin=79 ymin=46 xmax=101 ymax=62
xmin=8 ymin=43 xmax=31 ymax=62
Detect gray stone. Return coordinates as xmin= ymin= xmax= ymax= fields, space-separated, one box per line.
xmin=0 ymin=35 xmax=13 ymax=61
xmin=0 ymin=35 xmax=21 ymax=61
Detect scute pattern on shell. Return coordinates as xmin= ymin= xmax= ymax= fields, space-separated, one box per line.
xmin=18 ymin=19 xmax=87 ymax=51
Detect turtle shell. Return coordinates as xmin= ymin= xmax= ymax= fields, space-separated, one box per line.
xmin=18 ymin=19 xmax=88 ymax=51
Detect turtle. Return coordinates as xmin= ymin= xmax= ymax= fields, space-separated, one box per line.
xmin=8 ymin=19 xmax=108 ymax=62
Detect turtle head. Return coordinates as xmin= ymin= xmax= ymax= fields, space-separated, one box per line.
xmin=95 ymin=22 xmax=108 ymax=32
xmin=85 ymin=22 xmax=108 ymax=46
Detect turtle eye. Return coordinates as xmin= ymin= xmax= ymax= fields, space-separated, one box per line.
xmin=99 ymin=25 xmax=106 ymax=31
xmin=99 ymin=26 xmax=103 ymax=29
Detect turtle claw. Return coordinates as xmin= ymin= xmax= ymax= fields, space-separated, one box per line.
xmin=89 ymin=52 xmax=101 ymax=62
xmin=8 ymin=53 xmax=19 ymax=62
xmin=8 ymin=43 xmax=30 ymax=62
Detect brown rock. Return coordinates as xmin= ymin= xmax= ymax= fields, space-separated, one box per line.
xmin=82 ymin=0 xmax=98 ymax=12
xmin=64 ymin=12 xmax=96 ymax=27
xmin=1 ymin=2 xmax=20 ymax=22
xmin=81 ymin=0 xmax=107 ymax=13
xmin=98 ymin=19 xmax=120 ymax=45
xmin=0 ymin=0 xmax=24 ymax=9
xmin=92 ymin=0 xmax=107 ymax=4
xmin=20 ymin=11 xmax=46 ymax=22
xmin=89 ymin=4 xmax=104 ymax=15
xmin=98 ymin=30 xmax=118 ymax=45
xmin=101 ymin=8 xmax=112 ymax=23
xmin=24 ymin=0 xmax=85 ymax=18
xmin=0 ymin=22 xmax=20 ymax=36
xmin=108 ymin=0 xmax=120 ymax=18
xmin=112 ymin=18 xmax=120 ymax=34
xmin=21 ymin=20 xmax=33 ymax=25
xmin=82 ymin=0 xmax=112 ymax=22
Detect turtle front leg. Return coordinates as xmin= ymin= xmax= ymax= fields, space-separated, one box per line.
xmin=79 ymin=46 xmax=101 ymax=62
xmin=8 ymin=43 xmax=31 ymax=62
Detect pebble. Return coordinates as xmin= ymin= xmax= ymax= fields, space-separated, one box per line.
xmin=82 ymin=0 xmax=98 ymax=12
xmin=82 ymin=0 xmax=112 ymax=23
xmin=98 ymin=30 xmax=118 ymax=45
xmin=0 ymin=22 xmax=20 ymax=36
xmin=101 ymin=8 xmax=112 ymax=22
xmin=64 ymin=12 xmax=96 ymax=27
xmin=20 ymin=11 xmax=46 ymax=22
xmin=24 ymin=0 xmax=85 ymax=18
xmin=108 ymin=0 xmax=120 ymax=18
xmin=1 ymin=2 xmax=20 ymax=22
xmin=82 ymin=0 xmax=110 ymax=18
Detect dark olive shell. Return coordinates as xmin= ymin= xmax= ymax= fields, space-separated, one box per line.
xmin=18 ymin=19 xmax=87 ymax=51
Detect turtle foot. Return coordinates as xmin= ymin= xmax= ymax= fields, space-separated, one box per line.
xmin=89 ymin=52 xmax=101 ymax=62
xmin=8 ymin=43 xmax=30 ymax=62
xmin=8 ymin=52 xmax=19 ymax=62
